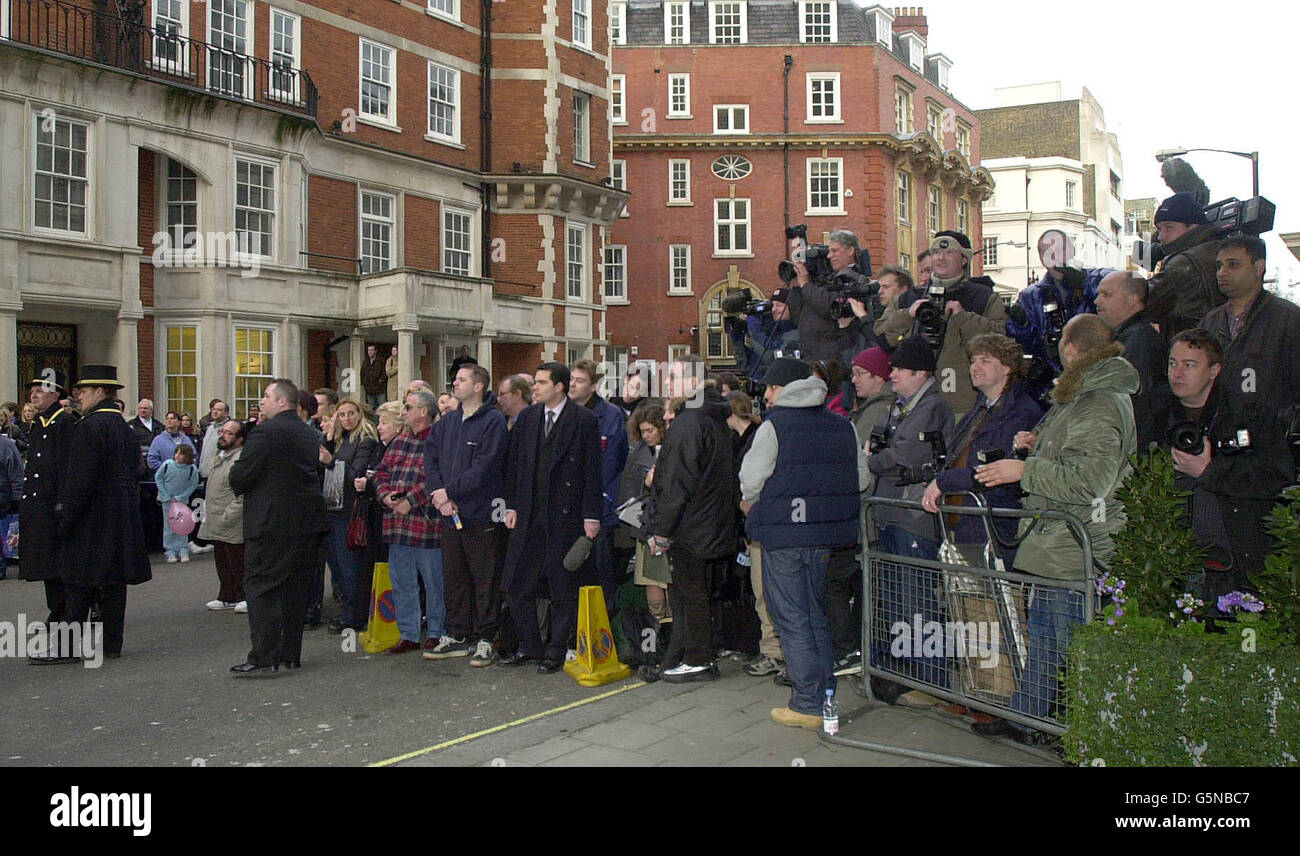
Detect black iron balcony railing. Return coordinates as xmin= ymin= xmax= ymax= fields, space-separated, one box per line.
xmin=3 ymin=0 xmax=318 ymax=121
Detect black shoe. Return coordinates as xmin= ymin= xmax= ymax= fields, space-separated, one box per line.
xmin=277 ymin=660 xmax=302 ymax=670
xmin=537 ymin=657 xmax=564 ymax=674
xmin=230 ymin=662 xmax=279 ymax=677
xmin=870 ymin=676 xmax=907 ymax=705
xmin=638 ymin=664 xmax=663 ymax=683
xmin=496 ymin=651 xmax=539 ymax=667
xmin=773 ymin=667 xmax=792 ymax=688
xmin=327 ymin=619 xmax=347 ymax=635
xmin=28 ymin=654 xmax=80 ymax=666
xmin=971 ymin=718 xmax=1013 ymax=737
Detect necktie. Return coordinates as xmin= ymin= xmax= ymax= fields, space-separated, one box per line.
xmin=545 ymin=410 xmax=556 ymax=438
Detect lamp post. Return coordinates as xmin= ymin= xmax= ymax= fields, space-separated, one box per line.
xmin=1155 ymin=147 xmax=1259 ymax=197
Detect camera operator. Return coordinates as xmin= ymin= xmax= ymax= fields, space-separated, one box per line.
xmin=1094 ymin=271 xmax=1168 ymax=453
xmin=972 ymin=314 xmax=1137 ymax=743
xmin=786 ymin=229 xmax=872 ymax=362
xmin=921 ymin=334 xmax=1045 ymax=569
xmin=1146 ymin=192 xmax=1225 ymax=342
xmin=724 ymin=288 xmax=799 ymax=386
xmin=873 ymin=266 xmax=927 ymax=352
xmin=1155 ymin=328 xmax=1292 ymax=605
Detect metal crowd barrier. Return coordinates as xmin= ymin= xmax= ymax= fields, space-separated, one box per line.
xmin=821 ymin=494 xmax=1096 ymax=765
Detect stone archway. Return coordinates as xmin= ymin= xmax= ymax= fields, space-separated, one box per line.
xmin=698 ymin=265 xmax=764 ymax=368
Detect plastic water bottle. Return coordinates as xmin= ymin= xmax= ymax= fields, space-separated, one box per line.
xmin=822 ymin=689 xmax=839 ymax=735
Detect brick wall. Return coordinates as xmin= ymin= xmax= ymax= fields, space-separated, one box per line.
xmin=307 ymin=175 xmax=358 ymax=274
xmin=493 ymin=341 xmax=543 ymax=383
xmin=405 ymin=196 xmax=441 ymax=270
xmin=976 ymin=101 xmax=1080 ymax=161
xmin=491 ymin=215 xmax=545 ymax=297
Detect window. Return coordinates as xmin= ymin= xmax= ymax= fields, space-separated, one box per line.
xmin=807 ymin=158 xmax=843 ymax=214
xmin=152 ymin=0 xmax=189 ymax=73
xmin=709 ymin=1 xmax=746 ymax=44
xmin=713 ymin=104 xmax=749 ymax=134
xmin=207 ymin=0 xmax=252 ymax=98
xmin=956 ymin=124 xmax=971 ymax=159
xmin=928 ymin=185 xmax=941 ymax=234
xmin=164 ymin=159 xmax=198 ymax=252
xmin=668 ymin=344 xmax=690 ymax=364
xmin=668 ymin=74 xmax=690 ymax=117
xmin=806 ymin=73 xmax=840 ymax=122
xmin=359 ymin=39 xmax=395 ymax=125
xmin=668 ymin=159 xmax=691 ymax=205
xmin=443 ymin=207 xmax=473 ymax=276
xmin=611 ymin=160 xmax=628 ymax=217
xmin=165 ymin=325 xmax=199 ymax=418
xmin=896 ymin=171 xmax=911 ymax=223
xmin=604 ymin=244 xmax=626 ymax=301
xmin=983 ymin=238 xmax=999 ymax=266
xmin=872 ymin=8 xmax=893 ymax=46
xmin=427 ymin=0 xmax=457 ymax=22
xmin=1065 ymin=180 xmax=1078 ymax=209
xmin=669 ymin=244 xmax=692 ymax=293
xmin=569 ymin=346 xmax=586 ymax=366
xmin=664 ymin=1 xmax=689 ymax=45
xmin=1110 ymin=170 xmax=1122 ymax=199
xmin=902 ymin=32 xmax=924 ymax=71
xmin=957 ymin=199 xmax=969 ymax=234
xmin=234 ymin=157 xmax=275 ymax=258
xmin=894 ymin=87 xmax=913 ymax=133
xmin=928 ymin=105 xmax=942 ymax=141
xmin=427 ymin=62 xmax=460 ymax=143
xmin=573 ymin=92 xmax=591 ymax=163
xmin=711 ymin=155 xmax=752 ymax=181
xmin=799 ymin=1 xmax=835 ymax=42
xmin=360 ymin=191 xmax=394 ymax=274
xmin=936 ymin=60 xmax=950 ymax=92
xmin=611 ymin=2 xmax=627 ymax=45
xmin=233 ymin=326 xmax=274 ymax=420
xmin=567 ymin=223 xmax=587 ymax=300
xmin=705 ymin=292 xmax=729 ymax=358
xmin=269 ymin=9 xmax=301 ymax=102
xmin=714 ymin=198 xmax=750 ymax=255
xmin=611 ymin=75 xmax=626 ymax=124
xmin=571 ymin=0 xmax=590 ymax=49
xmin=1 ymin=0 xmax=9 ymax=39
xmin=34 ymin=116 xmax=89 ymax=233
xmin=899 ymin=252 xmax=911 ymax=272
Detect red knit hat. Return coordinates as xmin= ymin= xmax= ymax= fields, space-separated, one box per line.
xmin=852 ymin=347 xmax=891 ymax=381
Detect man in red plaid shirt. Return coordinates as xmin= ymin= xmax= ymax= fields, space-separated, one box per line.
xmin=373 ymin=388 xmax=444 ymax=654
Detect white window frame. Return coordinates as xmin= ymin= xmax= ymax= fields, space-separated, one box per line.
xmin=573 ymin=92 xmax=591 ymax=164
xmin=427 ymin=0 xmax=458 ymax=23
xmin=983 ymin=237 xmax=1000 ymax=267
xmin=1065 ymin=180 xmax=1078 ymax=210
xmin=567 ymin=222 xmax=588 ymax=301
xmin=234 ymin=154 xmax=276 ymax=261
xmin=611 ymin=1 xmax=627 ymax=46
xmin=872 ymin=8 xmax=893 ymax=47
xmin=709 ymin=1 xmax=747 ymax=45
xmin=668 ymin=159 xmax=691 ymax=206
xmin=668 ymin=73 xmax=691 ymax=118
xmin=32 ymin=114 xmax=92 ymax=236
xmin=358 ymin=38 xmax=396 ymax=127
xmin=956 ymin=124 xmax=971 ymax=159
xmin=957 ymin=199 xmax=969 ymax=235
xmin=163 ymin=322 xmax=201 ymax=420
xmin=927 ymin=105 xmax=942 ymax=141
xmin=669 ymin=244 xmax=692 ymax=293
xmin=207 ymin=0 xmax=254 ymax=100
xmin=611 ymin=160 xmax=629 ymax=218
xmin=901 ymin=32 xmax=924 ymax=71
xmin=232 ymin=323 xmax=277 ymax=421
xmin=604 ymin=243 xmax=627 ymax=303
xmin=806 ymin=72 xmax=841 ymax=123
xmin=894 ymin=87 xmax=913 ymax=133
xmin=151 ymin=0 xmax=190 ymax=75
xmin=442 ymin=206 xmax=474 ymax=277
xmin=928 ymin=185 xmax=941 ymax=234
xmin=664 ymin=1 xmax=690 ymax=45
xmin=572 ymin=0 xmax=591 ymax=50
xmin=426 ymin=61 xmax=461 ymax=145
xmin=713 ymin=198 xmax=750 ymax=257
xmin=668 ymin=344 xmax=690 ymax=364
xmin=798 ymin=1 xmax=836 ymax=43
xmin=897 ymin=170 xmax=911 ymax=224
xmin=1 ymin=0 xmax=10 ymax=40
xmin=359 ymin=189 xmax=396 ymax=274
xmin=162 ymin=157 xmax=199 ymax=259
xmin=713 ymin=104 xmax=749 ymax=134
xmin=611 ymin=74 xmax=626 ymax=125
xmin=268 ymin=8 xmax=302 ymax=104
xmin=806 ymin=157 xmax=844 ymax=215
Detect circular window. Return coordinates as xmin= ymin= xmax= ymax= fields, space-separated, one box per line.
xmin=711 ymin=155 xmax=752 ymax=181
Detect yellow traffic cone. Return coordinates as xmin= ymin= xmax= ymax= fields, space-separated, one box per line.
xmin=359 ymin=562 xmax=400 ymax=654
xmin=565 ymin=585 xmax=632 ymax=686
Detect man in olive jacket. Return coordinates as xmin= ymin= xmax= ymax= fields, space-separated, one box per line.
xmin=974 ymin=314 xmax=1137 ymax=740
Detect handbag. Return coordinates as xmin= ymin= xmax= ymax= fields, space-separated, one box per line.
xmin=346 ymin=496 xmax=370 ymax=549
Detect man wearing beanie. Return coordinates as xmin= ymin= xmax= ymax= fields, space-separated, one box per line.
xmin=866 ymin=337 xmax=955 ymax=702
xmin=1146 ymin=192 xmax=1223 ymax=341
xmin=740 ymin=357 xmax=869 ymax=729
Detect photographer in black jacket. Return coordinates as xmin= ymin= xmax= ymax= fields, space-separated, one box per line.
xmin=787 ymin=229 xmax=872 ymax=362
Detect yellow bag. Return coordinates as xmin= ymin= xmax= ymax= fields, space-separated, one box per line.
xmin=358 ymin=562 xmax=399 ymax=654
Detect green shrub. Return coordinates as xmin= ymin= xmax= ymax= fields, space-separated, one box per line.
xmin=1256 ymin=487 xmax=1300 ymax=648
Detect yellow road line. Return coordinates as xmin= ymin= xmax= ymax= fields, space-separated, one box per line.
xmin=368 ymin=681 xmax=648 ymax=767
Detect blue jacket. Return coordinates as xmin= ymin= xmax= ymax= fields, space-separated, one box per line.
xmin=729 ymin=314 xmax=799 ymax=382
xmin=1007 ymin=267 xmax=1114 ymax=375
xmin=0 ymin=434 xmax=23 ymax=512
xmin=425 ymin=391 xmax=508 ymax=528
xmin=933 ymin=382 xmax=1044 ymax=558
xmin=146 ymin=430 xmax=196 ymax=473
xmin=154 ymin=459 xmax=200 ymax=503
xmin=583 ymin=394 xmax=630 ymax=529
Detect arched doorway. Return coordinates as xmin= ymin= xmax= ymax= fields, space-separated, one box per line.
xmin=698 ymin=269 xmax=764 ymax=370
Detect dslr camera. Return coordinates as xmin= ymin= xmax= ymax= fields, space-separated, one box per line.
xmin=1167 ymin=421 xmax=1254 ymax=456
xmin=897 ymin=431 xmax=949 ymax=486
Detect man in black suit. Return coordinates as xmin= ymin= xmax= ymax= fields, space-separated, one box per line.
xmin=498 ymin=362 xmax=602 ymax=673
xmin=127 ymin=398 xmax=165 ymax=553
xmin=228 ymin=379 xmax=330 ymax=676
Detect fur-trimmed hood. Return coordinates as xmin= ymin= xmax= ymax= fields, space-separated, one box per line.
xmin=1051 ymin=343 xmax=1139 ymax=405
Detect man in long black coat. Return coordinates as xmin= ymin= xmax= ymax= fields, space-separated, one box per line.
xmin=48 ymin=366 xmax=151 ymax=662
xmin=498 ymin=363 xmax=602 ymax=673
xmin=18 ymin=369 xmax=78 ymax=634
xmin=228 ymin=378 xmax=329 ymax=676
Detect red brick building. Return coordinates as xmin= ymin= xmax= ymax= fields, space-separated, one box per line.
xmin=606 ymin=2 xmax=992 ymax=372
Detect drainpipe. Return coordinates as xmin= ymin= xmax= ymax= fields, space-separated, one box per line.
xmin=783 ymin=55 xmax=793 ymax=234
xmin=480 ymin=0 xmax=494 ymax=280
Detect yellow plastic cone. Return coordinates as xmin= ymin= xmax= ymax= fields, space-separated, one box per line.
xmin=358 ymin=562 xmax=400 ymax=654
xmin=565 ymin=585 xmax=632 ymax=686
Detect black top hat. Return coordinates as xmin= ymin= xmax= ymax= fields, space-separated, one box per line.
xmin=26 ymin=367 xmax=70 ymax=393
xmin=73 ymin=365 xmax=125 ymax=390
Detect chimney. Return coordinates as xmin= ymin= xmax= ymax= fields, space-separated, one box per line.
xmin=892 ymin=6 xmax=928 ymax=39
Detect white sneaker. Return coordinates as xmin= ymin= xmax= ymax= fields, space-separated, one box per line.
xmin=234 ymin=601 xmax=248 ymax=614
xmin=662 ymin=662 xmax=710 ymax=676
xmin=206 ymin=600 xmax=237 ymax=611
xmin=469 ymin=640 xmax=496 ymax=668
xmin=190 ymin=542 xmax=214 ymax=554
xmin=422 ymin=634 xmax=469 ymax=660
xmin=165 ymin=554 xmax=178 ymax=563
xmin=565 ymin=648 xmax=577 ymax=663
xmin=179 ymin=554 xmax=191 ymax=563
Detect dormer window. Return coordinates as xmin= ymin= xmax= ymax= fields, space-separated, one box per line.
xmin=868 ymin=6 xmax=893 ymax=47
xmin=900 ymin=32 xmax=925 ymax=71
xmin=930 ymin=53 xmax=953 ymax=91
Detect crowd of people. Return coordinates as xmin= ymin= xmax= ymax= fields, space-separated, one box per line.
xmin=4 ymin=190 xmax=1298 ymax=750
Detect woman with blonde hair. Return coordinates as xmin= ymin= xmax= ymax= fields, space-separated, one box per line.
xmin=321 ymin=399 xmax=381 ymax=633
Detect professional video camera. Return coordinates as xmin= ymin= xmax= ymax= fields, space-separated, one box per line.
xmin=897 ymin=431 xmax=949 ymax=486
xmin=824 ymin=268 xmax=883 ymax=320
xmin=913 ymin=285 xmax=951 ymax=349
xmin=721 ymin=286 xmax=775 ymax=340
xmin=1131 ymin=195 xmax=1276 ymax=271
xmin=868 ymin=429 xmax=890 ymax=455
xmin=778 ymin=225 xmax=835 ymax=287
xmin=1167 ymin=421 xmax=1254 ymax=456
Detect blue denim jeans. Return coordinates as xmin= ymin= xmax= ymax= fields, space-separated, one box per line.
xmin=387 ymin=543 xmax=445 ymax=643
xmin=873 ymin=525 xmax=948 ymax=688
xmin=323 ymin=513 xmax=358 ymax=621
xmin=1010 ymin=584 xmax=1084 ymax=722
xmin=761 ymin=546 xmax=836 ymax=716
